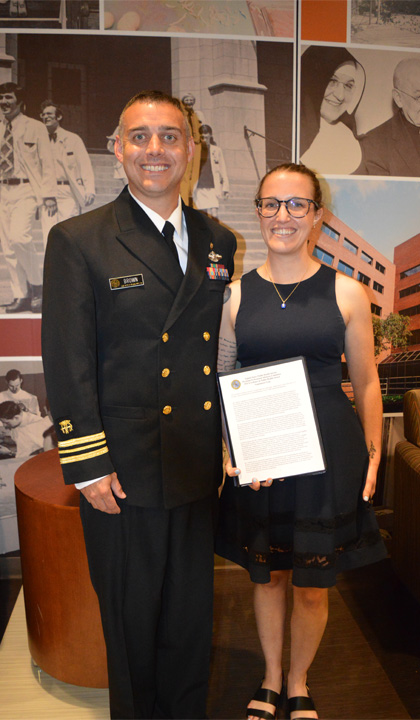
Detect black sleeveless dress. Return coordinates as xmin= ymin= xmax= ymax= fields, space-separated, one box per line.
xmin=215 ymin=265 xmax=386 ymax=587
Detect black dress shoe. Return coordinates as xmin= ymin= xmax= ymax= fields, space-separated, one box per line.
xmin=5 ymin=297 xmax=31 ymax=313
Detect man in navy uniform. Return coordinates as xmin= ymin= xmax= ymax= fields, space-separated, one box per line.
xmin=42 ymin=91 xmax=236 ymax=719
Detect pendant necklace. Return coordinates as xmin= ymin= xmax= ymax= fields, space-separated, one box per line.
xmin=266 ymin=261 xmax=308 ymax=309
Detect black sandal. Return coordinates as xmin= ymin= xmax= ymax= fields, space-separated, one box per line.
xmin=286 ymin=685 xmax=316 ymax=719
xmin=247 ymin=680 xmax=286 ymax=720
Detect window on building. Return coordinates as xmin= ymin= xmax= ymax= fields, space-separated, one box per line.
xmin=400 ymin=305 xmax=420 ymax=317
xmin=400 ymin=283 xmax=420 ymax=298
xmin=337 ymin=260 xmax=354 ymax=277
xmin=357 ymin=272 xmax=370 ymax=286
xmin=371 ymin=303 xmax=382 ymax=316
xmin=401 ymin=264 xmax=420 ymax=279
xmin=321 ymin=223 xmax=339 ymax=242
xmin=410 ymin=328 xmax=420 ymax=345
xmin=361 ymin=251 xmax=373 ymax=265
xmin=312 ymin=246 xmax=334 ymax=265
xmin=343 ymin=238 xmax=358 ymax=255
xmin=375 ymin=261 xmax=385 ymax=274
xmin=373 ymin=281 xmax=384 ymax=294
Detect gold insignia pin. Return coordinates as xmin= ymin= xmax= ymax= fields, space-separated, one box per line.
xmin=208 ymin=250 xmax=222 ymax=262
xmin=59 ymin=419 xmax=73 ymax=435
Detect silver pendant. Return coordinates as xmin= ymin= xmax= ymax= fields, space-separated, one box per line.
xmin=208 ymin=250 xmax=222 ymax=262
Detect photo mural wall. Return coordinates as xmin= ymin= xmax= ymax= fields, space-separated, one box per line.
xmin=0 ymin=0 xmax=419 ymax=556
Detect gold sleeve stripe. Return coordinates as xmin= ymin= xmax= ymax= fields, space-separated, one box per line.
xmin=58 ymin=431 xmax=106 ymax=448
xmin=59 ymin=440 xmax=107 ymax=455
xmin=59 ymin=446 xmax=109 ymax=465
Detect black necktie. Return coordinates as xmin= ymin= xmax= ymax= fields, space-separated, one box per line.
xmin=49 ymin=132 xmax=57 ymax=142
xmin=0 ymin=121 xmax=14 ymax=176
xmin=162 ymin=221 xmax=179 ymax=263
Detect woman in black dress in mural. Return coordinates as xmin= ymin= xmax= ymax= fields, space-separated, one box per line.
xmin=215 ymin=163 xmax=386 ymax=720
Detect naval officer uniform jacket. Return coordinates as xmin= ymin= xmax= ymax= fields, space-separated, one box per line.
xmin=42 ymin=185 xmax=235 ymax=507
xmin=41 ymin=185 xmax=236 ymax=719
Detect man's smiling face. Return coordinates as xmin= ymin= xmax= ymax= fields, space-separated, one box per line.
xmin=0 ymin=92 xmax=21 ymax=122
xmin=115 ymin=101 xmax=194 ymax=212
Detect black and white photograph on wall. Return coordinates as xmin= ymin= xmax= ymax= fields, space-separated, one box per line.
xmin=0 ymin=359 xmax=49 ymax=554
xmin=351 ymin=0 xmax=420 ymax=48
xmin=355 ymin=49 xmax=420 ymax=177
xmin=299 ymin=45 xmax=420 ymax=178
xmin=0 ymin=359 xmax=51 ymax=461
xmin=299 ymin=45 xmax=366 ymax=175
xmin=0 ymin=31 xmax=293 ymax=306
xmin=0 ymin=0 xmax=99 ymax=29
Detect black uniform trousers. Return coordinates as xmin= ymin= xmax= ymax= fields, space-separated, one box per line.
xmin=80 ymin=492 xmax=216 ymax=720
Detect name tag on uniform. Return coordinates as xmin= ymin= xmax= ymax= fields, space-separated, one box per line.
xmin=206 ymin=263 xmax=229 ymax=280
xmin=109 ymin=274 xmax=144 ymax=290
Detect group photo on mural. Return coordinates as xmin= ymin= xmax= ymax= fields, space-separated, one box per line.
xmin=1 ymin=1 xmax=420 ymax=719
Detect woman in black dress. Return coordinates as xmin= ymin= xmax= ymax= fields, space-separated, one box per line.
xmin=216 ymin=163 xmax=386 ymax=720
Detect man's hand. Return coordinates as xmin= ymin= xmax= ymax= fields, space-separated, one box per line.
xmin=44 ymin=198 xmax=58 ymax=217
xmin=85 ymin=193 xmax=95 ymax=206
xmin=80 ymin=472 xmax=126 ymax=514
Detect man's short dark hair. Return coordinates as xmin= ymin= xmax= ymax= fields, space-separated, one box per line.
xmin=0 ymin=401 xmax=21 ymax=421
xmin=5 ymin=369 xmax=22 ymax=383
xmin=118 ymin=90 xmax=190 ymax=139
xmin=40 ymin=99 xmax=63 ymax=121
xmin=123 ymin=90 xmax=183 ymax=115
xmin=0 ymin=82 xmax=24 ymax=105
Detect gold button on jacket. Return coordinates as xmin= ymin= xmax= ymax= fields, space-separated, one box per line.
xmin=203 ymin=366 xmax=211 ymax=375
xmin=162 ymin=333 xmax=169 ymax=343
xmin=203 ymin=332 xmax=210 ymax=341
xmin=162 ymin=405 xmax=172 ymax=415
xmin=161 ymin=368 xmax=170 ymax=378
xmin=204 ymin=401 xmax=212 ymax=411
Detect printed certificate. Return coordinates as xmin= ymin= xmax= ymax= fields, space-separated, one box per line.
xmin=217 ymin=357 xmax=326 ymax=487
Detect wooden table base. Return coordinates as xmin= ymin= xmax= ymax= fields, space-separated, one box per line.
xmin=15 ymin=449 xmax=108 ymax=688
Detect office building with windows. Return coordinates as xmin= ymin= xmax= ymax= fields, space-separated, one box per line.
xmin=310 ymin=209 xmax=395 ymax=319
xmin=394 ymin=233 xmax=420 ymax=351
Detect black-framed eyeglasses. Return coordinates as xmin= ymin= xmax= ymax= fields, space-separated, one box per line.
xmin=255 ymin=197 xmax=319 ymax=219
